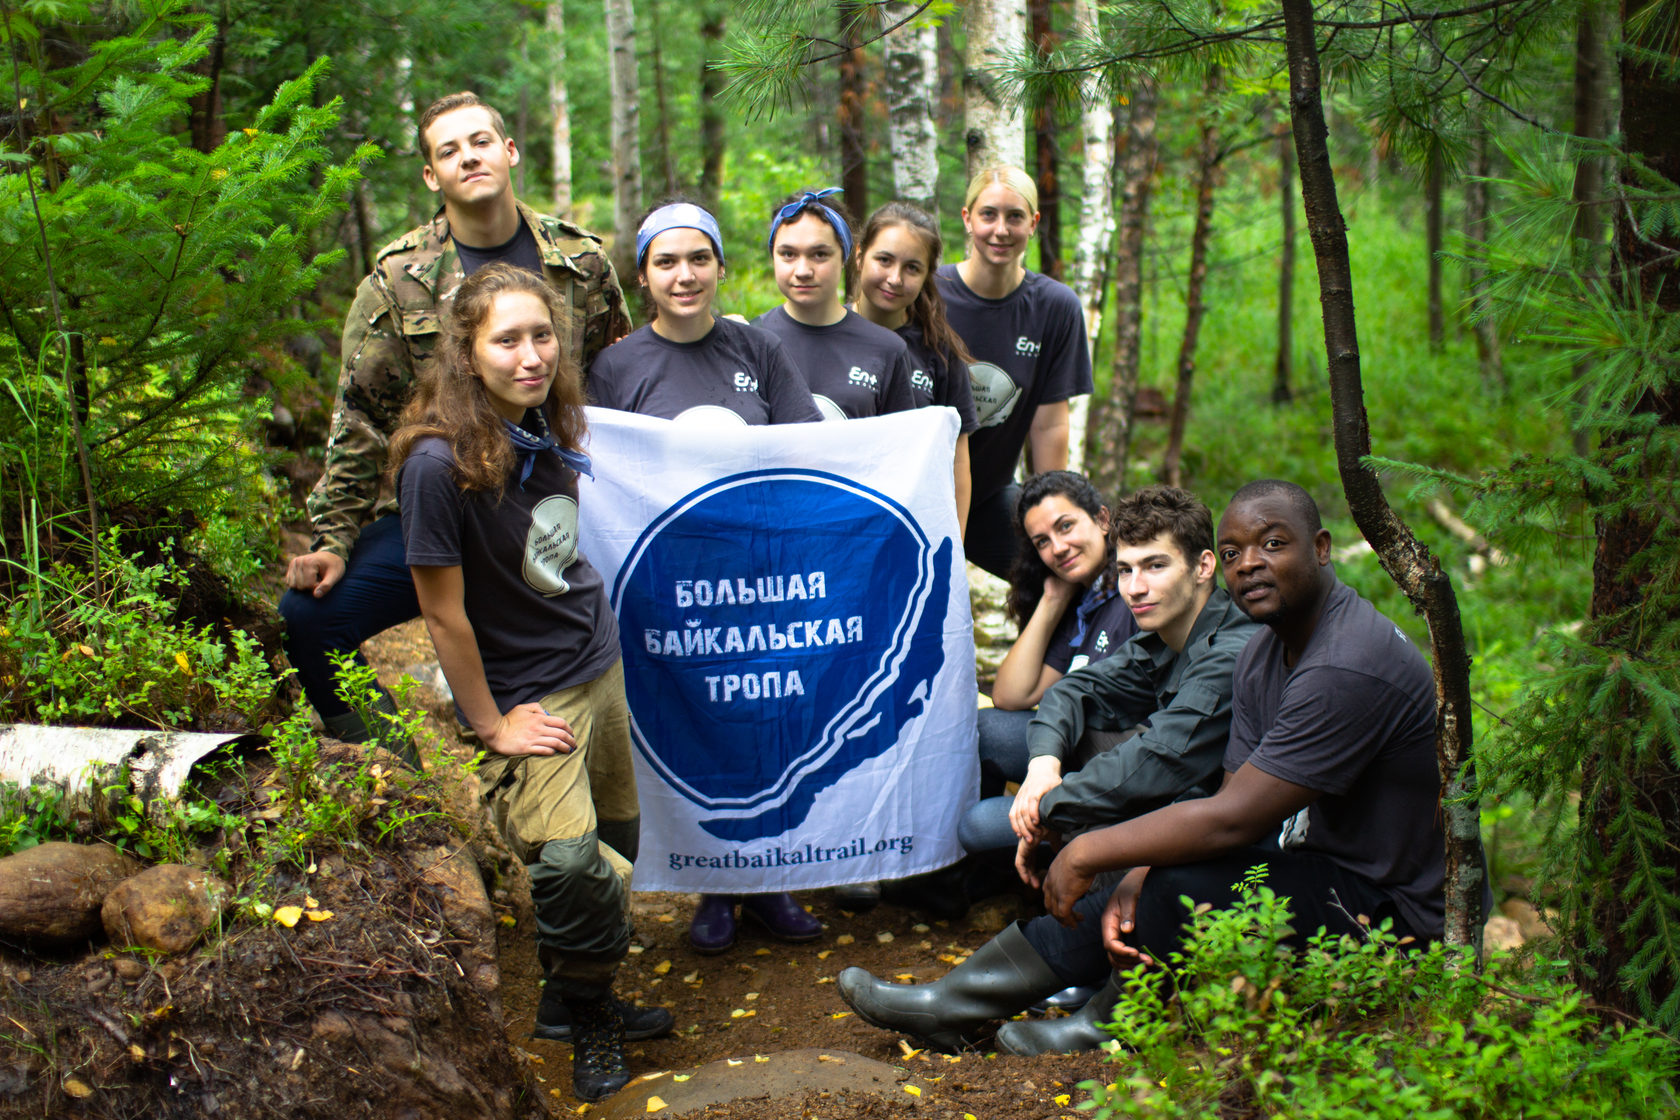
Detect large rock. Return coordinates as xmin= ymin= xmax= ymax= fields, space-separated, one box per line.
xmin=101 ymin=863 xmax=231 ymax=953
xmin=0 ymin=842 xmax=141 ymax=945
xmin=410 ymin=845 xmax=501 ymax=1007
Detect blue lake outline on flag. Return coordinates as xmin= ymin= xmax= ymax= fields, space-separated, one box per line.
xmin=610 ymin=469 xmax=951 ymax=841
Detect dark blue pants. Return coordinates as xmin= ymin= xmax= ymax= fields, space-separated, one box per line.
xmin=1021 ymin=846 xmax=1416 ymax=986
xmin=278 ymin=515 xmax=419 ymax=717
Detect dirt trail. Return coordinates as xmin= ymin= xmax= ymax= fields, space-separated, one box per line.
xmin=367 ymin=616 xmax=1119 ymax=1119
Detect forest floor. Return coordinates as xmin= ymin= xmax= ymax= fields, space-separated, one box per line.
xmin=365 ymin=579 xmax=1123 ymax=1120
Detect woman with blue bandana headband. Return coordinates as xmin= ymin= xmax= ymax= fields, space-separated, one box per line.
xmin=750 ymin=189 xmax=917 ymax=421
xmin=584 ymin=200 xmax=825 ymax=954
xmin=587 ymin=198 xmax=823 ymax=426
xmin=390 ymin=264 xmax=670 ymax=1101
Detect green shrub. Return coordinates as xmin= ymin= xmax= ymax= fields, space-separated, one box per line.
xmin=1084 ymin=868 xmax=1678 ymax=1119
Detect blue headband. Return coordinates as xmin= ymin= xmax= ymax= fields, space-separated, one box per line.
xmin=767 ymin=188 xmax=853 ymax=259
xmin=636 ymin=203 xmax=724 ymax=269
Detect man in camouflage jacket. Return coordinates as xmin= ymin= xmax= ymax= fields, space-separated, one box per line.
xmin=280 ymin=92 xmax=630 ymax=745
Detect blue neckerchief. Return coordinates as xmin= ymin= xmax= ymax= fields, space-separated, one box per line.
xmin=503 ymin=411 xmax=593 ymax=489
xmin=1069 ymin=579 xmax=1117 ymax=651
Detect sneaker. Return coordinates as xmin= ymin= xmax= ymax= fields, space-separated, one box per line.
xmin=566 ymin=995 xmax=629 ymax=1102
xmin=535 ymin=983 xmax=674 ymax=1042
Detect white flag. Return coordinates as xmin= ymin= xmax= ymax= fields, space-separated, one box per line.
xmin=578 ymin=406 xmax=979 ymax=892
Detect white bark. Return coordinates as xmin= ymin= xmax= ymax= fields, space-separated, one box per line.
xmin=605 ymin=0 xmax=644 ymax=269
xmin=883 ymin=2 xmax=939 ymax=210
xmin=963 ymin=0 xmax=1027 ymax=177
xmin=548 ymin=0 xmax=573 ymax=217
xmin=1064 ymin=0 xmax=1115 ymax=472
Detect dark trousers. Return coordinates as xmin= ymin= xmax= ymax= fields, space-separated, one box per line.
xmin=1021 ymin=846 xmax=1417 ymax=986
xmin=278 ymin=514 xmax=419 ymax=717
xmin=964 ymin=483 xmax=1023 ymax=580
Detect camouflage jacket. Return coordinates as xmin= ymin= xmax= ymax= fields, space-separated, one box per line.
xmin=306 ymin=200 xmax=632 ymax=558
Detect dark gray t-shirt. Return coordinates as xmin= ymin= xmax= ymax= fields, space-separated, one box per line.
xmin=1224 ymin=579 xmax=1445 ymax=938
xmin=897 ymin=322 xmax=979 ymax=434
xmin=454 ymin=220 xmax=544 ymax=279
xmin=937 ymin=267 xmax=1093 ymax=500
xmin=750 ymin=306 xmax=917 ymax=420
xmin=586 ymin=318 xmax=822 ymax=426
xmin=398 ymin=434 xmax=620 ymax=712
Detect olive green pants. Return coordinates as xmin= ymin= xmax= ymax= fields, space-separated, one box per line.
xmin=472 ymin=660 xmax=640 ymax=994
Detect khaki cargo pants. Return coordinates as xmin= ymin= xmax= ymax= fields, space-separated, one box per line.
xmin=472 ymin=660 xmax=640 ymax=995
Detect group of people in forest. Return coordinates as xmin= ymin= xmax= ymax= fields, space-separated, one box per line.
xmin=279 ymin=92 xmax=1456 ymax=1102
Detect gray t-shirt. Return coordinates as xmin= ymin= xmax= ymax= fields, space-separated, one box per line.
xmin=1224 ymin=579 xmax=1446 ymax=939
xmin=897 ymin=322 xmax=979 ymax=434
xmin=750 ymin=306 xmax=917 ymax=420
xmin=586 ymin=318 xmax=822 ymax=426
xmin=936 ymin=267 xmax=1093 ymax=500
xmin=398 ymin=434 xmax=620 ymax=712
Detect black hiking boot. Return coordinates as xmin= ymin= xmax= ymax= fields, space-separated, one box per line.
xmin=566 ymin=994 xmax=630 ymax=1102
xmin=535 ymin=979 xmax=673 ymax=1042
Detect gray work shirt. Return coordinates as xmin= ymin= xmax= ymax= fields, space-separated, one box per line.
xmin=1026 ymin=588 xmax=1261 ymax=836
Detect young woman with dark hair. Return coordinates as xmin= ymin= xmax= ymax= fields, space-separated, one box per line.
xmin=851 ymin=201 xmax=980 ymax=534
xmin=390 ymin=263 xmax=669 ymax=1102
xmin=750 ymin=188 xmax=917 ymax=421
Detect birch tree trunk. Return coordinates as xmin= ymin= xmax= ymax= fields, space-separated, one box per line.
xmin=548 ymin=0 xmax=573 ymax=217
xmin=605 ymin=0 xmax=645 ymax=278
xmin=883 ymin=1 xmax=939 ymax=211
xmin=1086 ymin=77 xmax=1157 ymax=498
xmin=1065 ymin=0 xmax=1116 ymax=473
xmin=1160 ymin=104 xmax=1220 ymax=488
xmin=963 ymin=0 xmax=1027 ymax=177
xmin=1281 ymin=0 xmax=1481 ymax=950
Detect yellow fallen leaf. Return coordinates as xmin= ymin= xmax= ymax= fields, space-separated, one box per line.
xmin=744 ymin=992 xmax=758 ymax=1001
xmin=754 ymin=1055 xmax=768 ymax=1063
xmin=726 ymin=1059 xmax=742 ymax=1067
xmin=835 ymin=934 xmax=855 ymax=945
xmin=898 ymin=1040 xmax=922 ymax=1058
xmin=754 ymin=947 xmax=771 ymax=956
xmin=305 ymin=896 xmax=319 ymax=908
xmin=174 ymin=652 xmax=191 ymax=674
xmin=876 ymin=931 xmax=894 ymax=943
xmin=273 ymin=906 xmax=303 ymax=928
xmin=305 ymin=909 xmax=333 ymax=921
xmin=128 ymin=1045 xmax=145 ymax=1061
xmin=817 ymin=950 xmax=833 ymax=960
xmin=653 ymin=959 xmax=672 ymax=975
xmin=655 ymin=913 xmax=675 ymax=922
xmin=729 ymin=1008 xmax=755 ymax=1019
xmin=499 ymin=914 xmax=517 ymax=927
xmin=645 ymin=1097 xmax=666 ymax=1113
xmin=1055 ymin=1094 xmax=1071 ymax=1105
xmin=966 ymin=1114 xmax=978 ymax=1120
xmin=78 ymin=643 xmax=95 ymax=657
xmin=904 ymin=1085 xmax=921 ymax=1097
xmin=913 ymin=923 xmax=930 ymax=932
xmin=64 ymin=1077 xmax=93 ymax=1098
xmin=672 ymin=1074 xmax=691 ymax=1082
xmin=306 ymin=860 xmax=317 ymax=874
xmin=895 ymin=973 xmax=915 ymax=982
xmin=815 ymin=976 xmax=835 ymax=984
xmin=682 ymin=971 xmax=699 ymax=983
xmin=830 ymin=1011 xmax=851 ymax=1019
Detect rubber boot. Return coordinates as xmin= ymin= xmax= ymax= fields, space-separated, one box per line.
xmin=995 ymin=970 xmax=1124 ymax=1055
xmin=836 ymin=921 xmax=1062 ymax=1051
